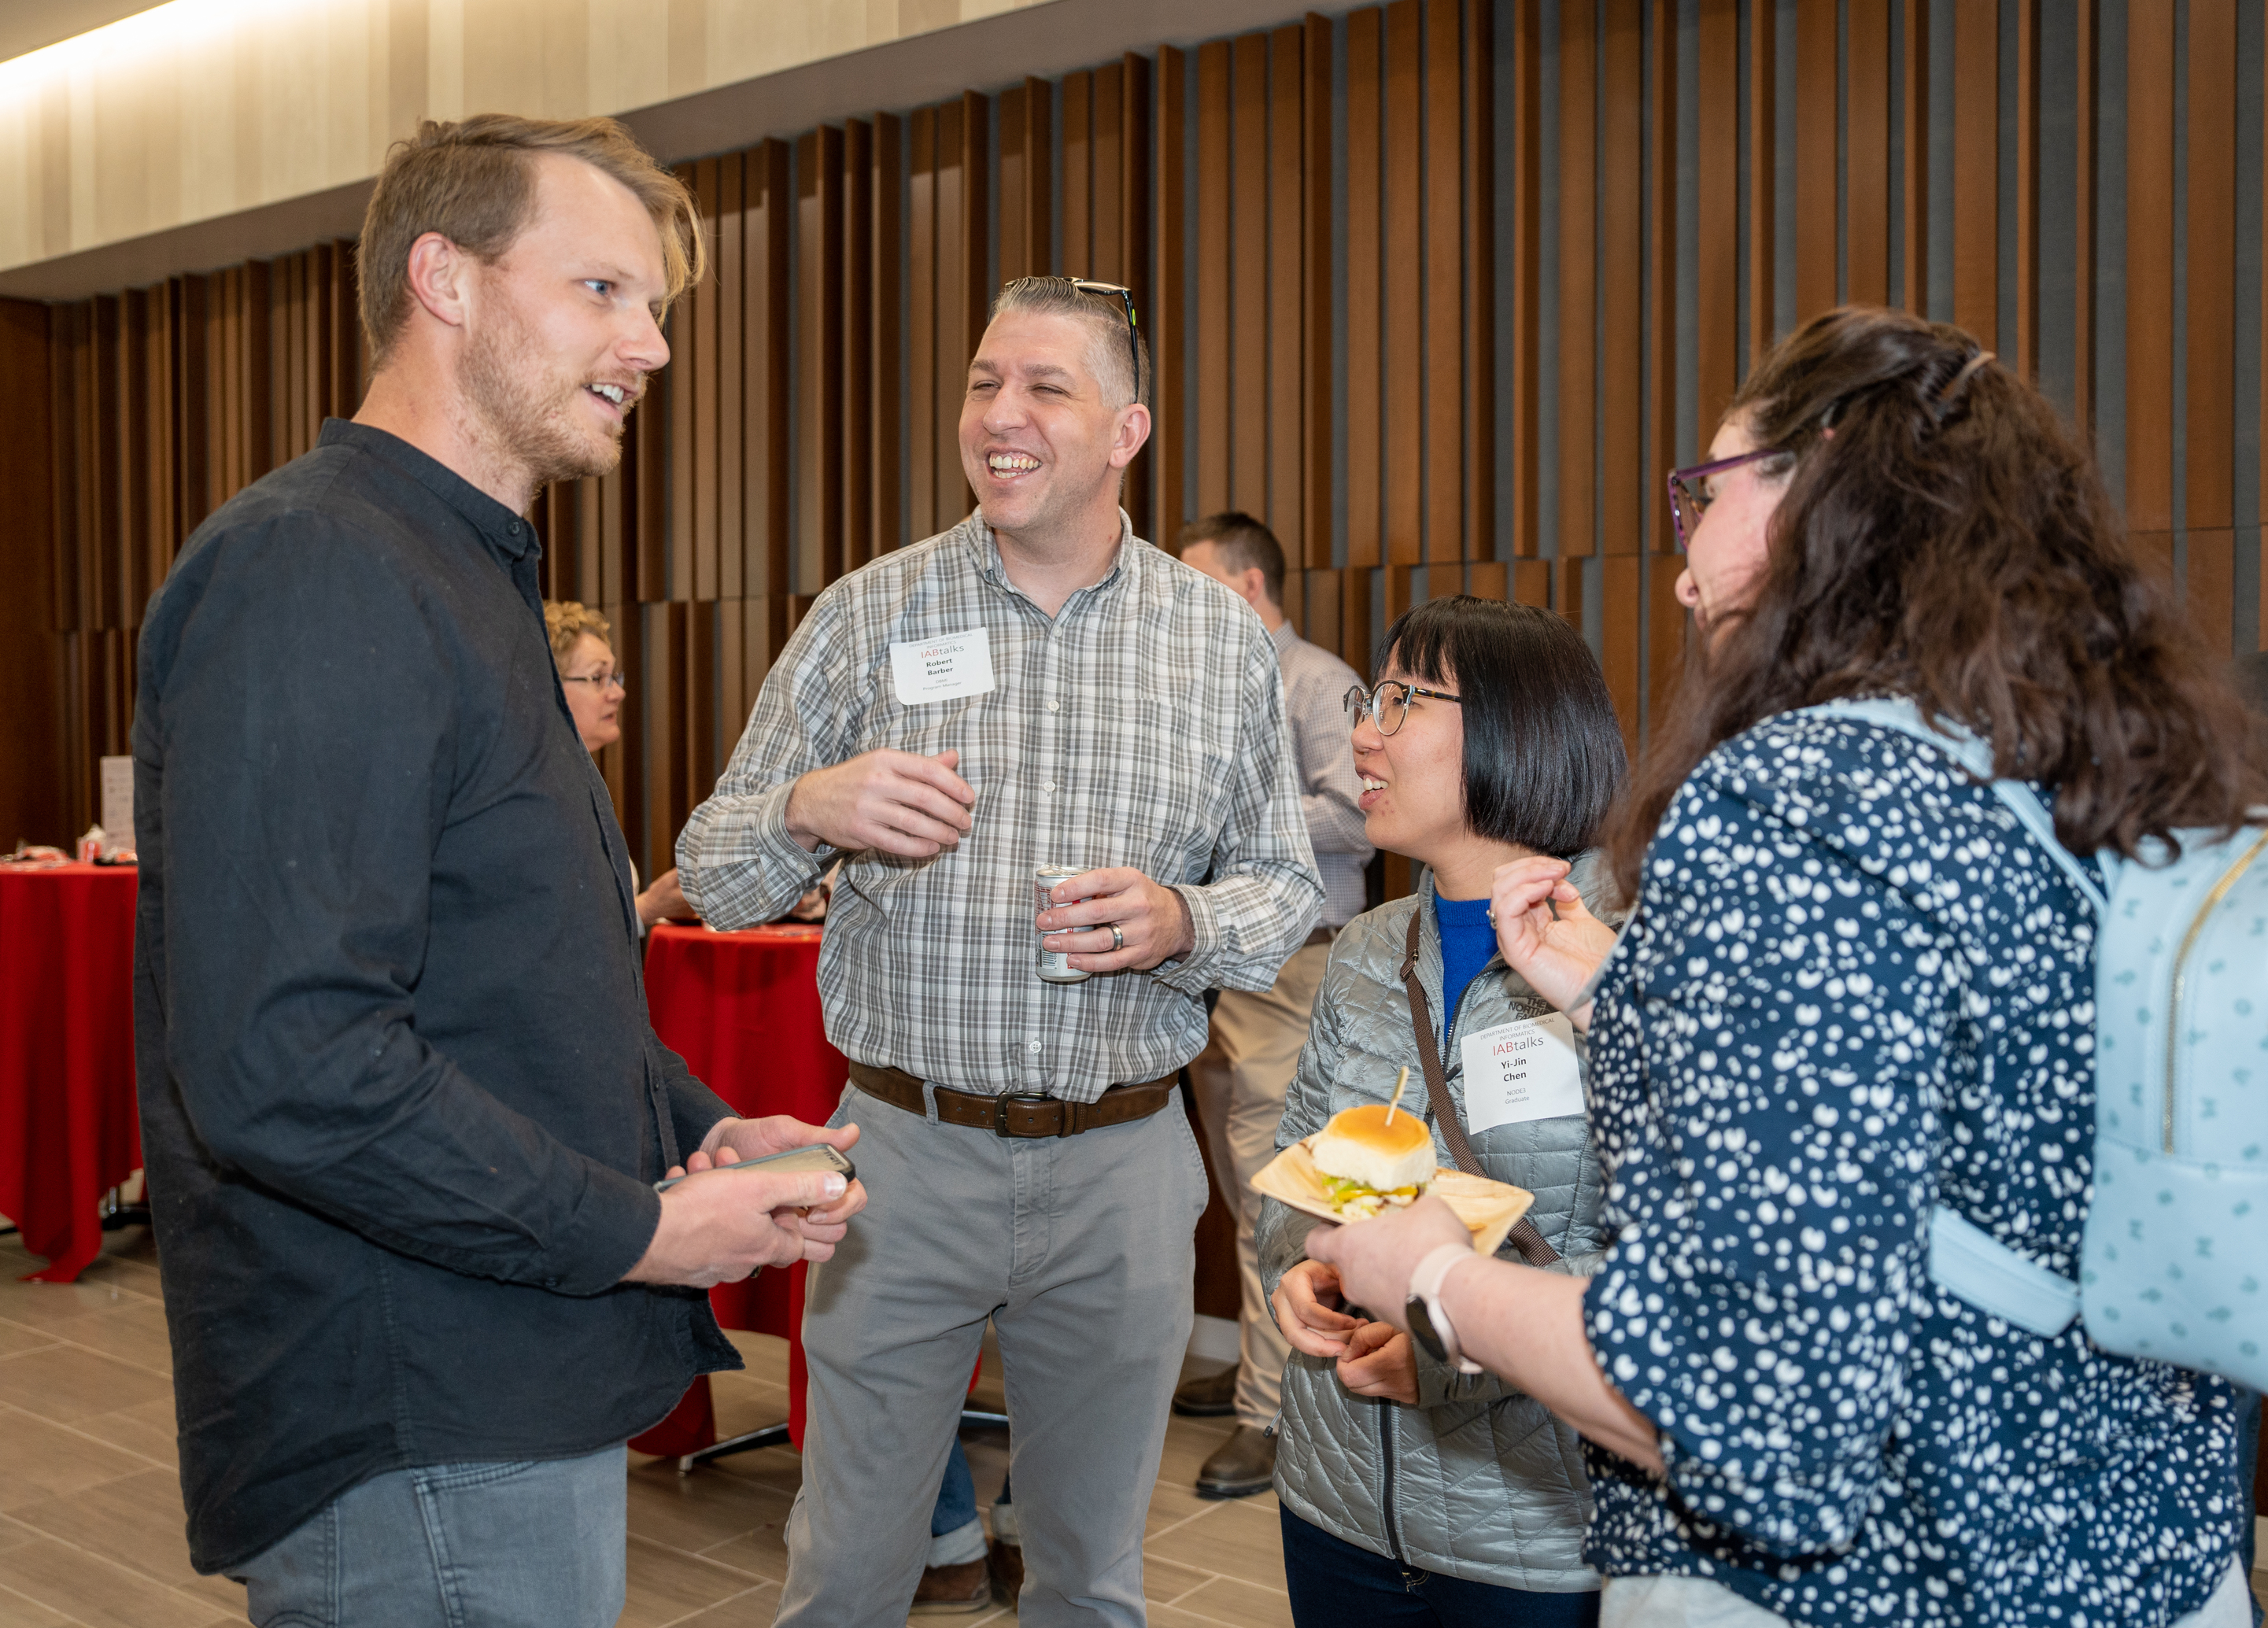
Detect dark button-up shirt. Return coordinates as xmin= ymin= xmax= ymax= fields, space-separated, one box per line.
xmin=132 ymin=419 xmax=740 ymax=1574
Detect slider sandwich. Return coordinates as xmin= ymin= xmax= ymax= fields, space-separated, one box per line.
xmin=1310 ymin=1103 xmax=1435 ymax=1221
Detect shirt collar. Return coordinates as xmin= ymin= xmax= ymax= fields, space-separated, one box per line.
xmin=962 ymin=507 xmax=1142 ymax=610
xmin=318 ymin=419 xmax=541 ymax=563
xmin=1269 ymin=618 xmax=1302 ymax=657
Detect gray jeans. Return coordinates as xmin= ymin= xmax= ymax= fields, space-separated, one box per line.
xmin=229 ymin=1445 xmax=628 ymax=1628
xmin=777 ymin=1082 xmax=1210 ymax=1628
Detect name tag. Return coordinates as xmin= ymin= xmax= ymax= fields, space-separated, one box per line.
xmin=889 ymin=628 xmax=995 ymax=705
xmin=1457 ymin=1013 xmax=1584 ymax=1132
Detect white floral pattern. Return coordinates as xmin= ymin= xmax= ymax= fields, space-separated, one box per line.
xmin=1580 ymin=714 xmax=2248 ymax=1626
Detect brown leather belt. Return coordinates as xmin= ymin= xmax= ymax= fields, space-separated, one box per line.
xmin=848 ymin=1061 xmax=1179 ymax=1139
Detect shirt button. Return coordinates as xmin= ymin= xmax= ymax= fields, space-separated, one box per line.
xmin=1044 ymin=781 xmax=1056 ymax=793
xmin=1047 ymin=700 xmax=1059 ymax=713
xmin=1027 ymin=1040 xmax=1043 ymax=1052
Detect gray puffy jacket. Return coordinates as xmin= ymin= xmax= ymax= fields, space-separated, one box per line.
xmin=1258 ymin=863 xmax=1610 ymax=1593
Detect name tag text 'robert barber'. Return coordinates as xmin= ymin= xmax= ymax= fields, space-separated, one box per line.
xmin=1458 ymin=1013 xmax=1583 ymax=1133
xmin=889 ymin=628 xmax=996 ymax=704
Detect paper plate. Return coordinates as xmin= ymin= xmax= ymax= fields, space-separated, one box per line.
xmin=1251 ymin=1135 xmax=1534 ymax=1257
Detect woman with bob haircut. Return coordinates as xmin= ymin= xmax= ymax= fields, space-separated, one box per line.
xmin=1260 ymin=594 xmax=1626 ymax=1627
xmin=1301 ymin=306 xmax=2267 ymax=1627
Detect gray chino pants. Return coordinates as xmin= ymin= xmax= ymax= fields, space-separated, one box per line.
xmin=776 ymin=1081 xmax=1210 ymax=1628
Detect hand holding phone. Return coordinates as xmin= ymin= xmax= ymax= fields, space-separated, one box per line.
xmin=653 ymin=1141 xmax=856 ymax=1194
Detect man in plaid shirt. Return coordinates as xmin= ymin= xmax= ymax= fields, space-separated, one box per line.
xmin=678 ymin=276 xmax=1321 ymax=1626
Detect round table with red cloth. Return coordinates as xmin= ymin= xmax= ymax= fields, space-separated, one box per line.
xmin=630 ymin=921 xmax=847 ymax=1458
xmin=0 ymin=863 xmax=143 ymax=1283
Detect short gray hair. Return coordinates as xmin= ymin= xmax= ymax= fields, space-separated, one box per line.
xmin=988 ymin=277 xmax=1151 ymax=411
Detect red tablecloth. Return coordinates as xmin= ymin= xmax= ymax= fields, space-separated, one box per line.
xmin=0 ymin=864 xmax=143 ymax=1282
xmin=631 ymin=921 xmax=847 ymax=1456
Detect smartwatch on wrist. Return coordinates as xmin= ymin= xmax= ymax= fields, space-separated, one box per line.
xmin=1405 ymin=1242 xmax=1483 ymax=1375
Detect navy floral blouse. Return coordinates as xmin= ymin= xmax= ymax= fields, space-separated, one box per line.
xmin=1580 ymin=714 xmax=2247 ymax=1625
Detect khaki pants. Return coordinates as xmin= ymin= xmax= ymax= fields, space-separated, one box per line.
xmin=1188 ymin=937 xmax=1332 ymax=1432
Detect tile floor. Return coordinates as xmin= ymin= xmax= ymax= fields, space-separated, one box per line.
xmin=0 ymin=1227 xmax=2258 ymax=1628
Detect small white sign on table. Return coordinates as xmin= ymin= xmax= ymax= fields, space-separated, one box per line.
xmin=98 ymin=756 xmax=135 ymax=855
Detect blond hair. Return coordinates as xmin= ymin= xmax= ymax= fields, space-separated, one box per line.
xmin=358 ymin=114 xmax=705 ymax=366
xmin=543 ymin=600 xmax=612 ymax=665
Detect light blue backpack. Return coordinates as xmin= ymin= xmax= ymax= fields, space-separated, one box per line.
xmin=1805 ymin=697 xmax=2268 ymax=1388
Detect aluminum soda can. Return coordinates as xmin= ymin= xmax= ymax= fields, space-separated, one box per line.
xmin=1035 ymin=865 xmax=1090 ymax=983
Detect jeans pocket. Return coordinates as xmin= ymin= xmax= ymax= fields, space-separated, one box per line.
xmin=237 ymin=1497 xmax=338 ymax=1628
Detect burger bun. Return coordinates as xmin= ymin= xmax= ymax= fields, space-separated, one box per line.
xmin=1311 ymin=1104 xmax=1435 ymax=1194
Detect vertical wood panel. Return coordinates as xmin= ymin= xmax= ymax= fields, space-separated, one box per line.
xmin=1463 ymin=0 xmax=1494 ymax=564
xmin=1749 ymin=0 xmax=1775 ymax=358
xmin=1196 ymin=41 xmax=1232 ymax=516
xmin=1509 ymin=0 xmax=1541 ymax=557
xmin=2186 ymin=532 xmax=2235 ymax=658
xmin=1901 ymin=0 xmax=1928 ymax=315
xmin=2014 ymin=0 xmax=2040 ymax=376
xmin=872 ymin=114 xmax=904 ymax=555
xmin=1231 ymin=33 xmax=1270 ymax=517
xmin=1652 ymin=0 xmax=1679 ymax=548
xmin=1557 ymin=0 xmax=1596 ymax=562
xmin=1599 ymin=0 xmax=1640 ymax=563
xmin=1346 ymin=10 xmax=1384 ymax=567
xmin=2185 ymin=0 xmax=2235 ymax=532
xmin=2125 ymin=0 xmax=2174 ymax=532
xmin=1423 ymin=0 xmax=1463 ymax=561
xmin=1383 ymin=0 xmax=1423 ymax=563
xmin=1793 ymin=0 xmax=1837 ymax=318
xmin=750 ymin=140 xmax=791 ymax=600
xmin=842 ymin=120 xmax=874 ymax=573
xmin=1155 ymin=46 xmax=1188 ymax=536
xmin=1952 ymin=0 xmax=1999 ymax=345
xmin=715 ymin=153 xmax=744 ymax=597
xmin=1846 ymin=0 xmax=1889 ymax=305
xmin=1093 ymin=62 xmax=1125 ymax=280
xmin=796 ymin=128 xmax=844 ymax=588
xmin=1270 ymin=24 xmax=1306 ymax=548
xmin=2074 ymin=0 xmax=2095 ymax=435
xmin=909 ymin=110 xmax=937 ymax=541
xmin=689 ymin=160 xmax=719 ymax=602
xmin=1306 ymin=17 xmax=1335 ymax=568
xmin=1601 ymin=554 xmax=1640 ymax=751
xmin=1064 ymin=72 xmax=1094 ymax=268
xmin=1120 ymin=52 xmax=1155 ymax=542
xmin=1695 ymin=0 xmax=1738 ymax=439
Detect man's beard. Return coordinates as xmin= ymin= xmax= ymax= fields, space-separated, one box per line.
xmin=460 ymin=302 xmax=628 ymax=489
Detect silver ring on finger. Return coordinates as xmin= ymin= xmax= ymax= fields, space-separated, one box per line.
xmin=1487 ymin=908 xmax=1497 ymax=926
xmin=1110 ymin=923 xmax=1125 ymax=952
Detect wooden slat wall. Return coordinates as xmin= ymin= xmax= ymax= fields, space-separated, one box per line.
xmin=16 ymin=0 xmax=2266 ymax=868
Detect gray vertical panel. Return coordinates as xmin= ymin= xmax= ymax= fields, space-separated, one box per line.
xmin=1182 ymin=50 xmax=1202 ymax=526
xmin=2036 ymin=0 xmax=2078 ymax=418
xmin=1678 ymin=0 xmax=1701 ymax=463
xmin=2094 ymin=0 xmax=2126 ymax=505
xmin=1926 ymin=0 xmax=1955 ymax=319
xmin=1494 ymin=0 xmax=1520 ymax=560
xmin=1539 ymin=0 xmax=1563 ymax=557
xmin=1773 ymin=0 xmax=1797 ymax=337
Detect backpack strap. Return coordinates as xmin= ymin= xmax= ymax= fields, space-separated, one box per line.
xmin=1796 ymin=696 xmax=2088 ymax=1339
xmin=1797 ymin=697 xmax=2108 ymax=916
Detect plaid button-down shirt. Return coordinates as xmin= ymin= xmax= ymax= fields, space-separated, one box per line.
xmin=678 ymin=512 xmax=1323 ymax=1102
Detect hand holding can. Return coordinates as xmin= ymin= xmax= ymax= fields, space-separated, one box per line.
xmin=1035 ymin=865 xmax=1091 ymax=983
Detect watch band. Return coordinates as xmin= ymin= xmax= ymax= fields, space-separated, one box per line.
xmin=1405 ymin=1242 xmax=1483 ymax=1375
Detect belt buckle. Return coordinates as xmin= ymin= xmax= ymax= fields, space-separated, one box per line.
xmin=993 ymin=1092 xmax=1056 ymax=1138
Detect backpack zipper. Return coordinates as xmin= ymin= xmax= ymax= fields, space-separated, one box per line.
xmin=2163 ymin=829 xmax=2268 ymax=1153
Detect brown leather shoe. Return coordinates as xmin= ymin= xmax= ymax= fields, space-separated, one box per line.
xmin=987 ymin=1538 xmax=1024 ymax=1607
xmin=1195 ymin=1423 xmax=1276 ymax=1499
xmin=911 ymin=1557 xmax=992 ymax=1615
xmin=1172 ymin=1362 xmax=1239 ymax=1417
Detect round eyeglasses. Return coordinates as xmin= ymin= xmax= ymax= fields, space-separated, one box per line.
xmin=1343 ymin=680 xmax=1461 ymax=736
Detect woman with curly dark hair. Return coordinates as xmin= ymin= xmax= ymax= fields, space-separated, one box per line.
xmin=1303 ymin=305 xmax=2267 ymax=1627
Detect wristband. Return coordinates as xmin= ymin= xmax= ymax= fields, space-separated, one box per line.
xmin=1405 ymin=1242 xmax=1483 ymax=1375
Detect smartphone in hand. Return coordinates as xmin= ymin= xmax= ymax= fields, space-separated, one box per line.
xmin=653 ymin=1142 xmax=856 ymax=1194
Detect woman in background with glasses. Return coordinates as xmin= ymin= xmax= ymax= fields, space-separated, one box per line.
xmin=1260 ymin=595 xmax=1626 ymax=1628
xmin=544 ymin=600 xmax=695 ymax=931
xmin=1301 ymin=306 xmax=2265 ymax=1627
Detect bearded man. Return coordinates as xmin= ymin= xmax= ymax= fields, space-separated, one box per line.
xmin=131 ymin=116 xmax=866 ymax=1627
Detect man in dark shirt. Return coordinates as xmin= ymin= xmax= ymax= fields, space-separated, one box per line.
xmin=132 ymin=114 xmax=866 ymax=1627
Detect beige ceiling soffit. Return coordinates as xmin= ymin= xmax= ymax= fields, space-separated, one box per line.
xmin=0 ymin=0 xmax=1366 ymax=305
xmin=0 ymin=0 xmax=168 ymax=67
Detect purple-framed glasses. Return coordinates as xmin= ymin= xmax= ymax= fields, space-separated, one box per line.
xmin=1665 ymin=448 xmax=1786 ymax=549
